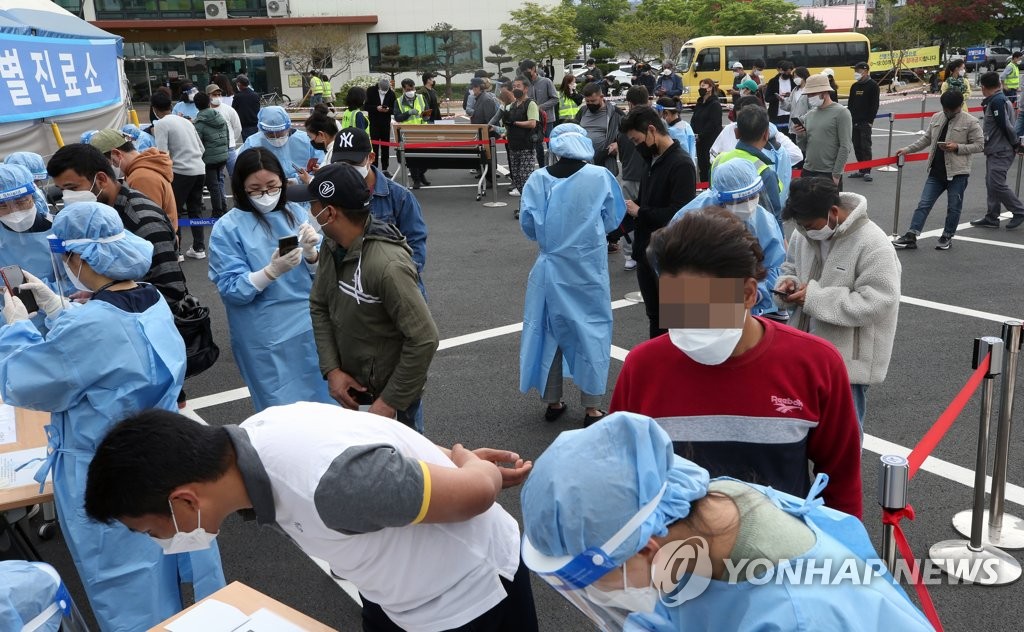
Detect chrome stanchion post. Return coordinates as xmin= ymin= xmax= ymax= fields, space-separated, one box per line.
xmin=892 ymin=152 xmax=905 ymax=237
xmin=399 ymin=133 xmax=409 ymax=189
xmin=878 ymin=454 xmax=909 ymax=573
xmin=919 ymin=95 xmax=927 ymax=132
xmin=930 ymin=337 xmax=1021 ymax=585
xmin=483 ymin=137 xmax=507 ymax=209
xmin=879 ymin=113 xmax=898 ymax=173
xmin=1016 ymin=152 xmax=1023 ymax=197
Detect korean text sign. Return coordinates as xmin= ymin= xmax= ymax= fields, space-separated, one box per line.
xmin=0 ymin=34 xmax=120 ymax=123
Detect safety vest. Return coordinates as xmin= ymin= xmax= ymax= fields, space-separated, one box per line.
xmin=323 ymin=79 xmax=333 ymax=100
xmin=310 ymin=75 xmax=325 ymax=96
xmin=711 ymin=149 xmax=784 ymax=194
xmin=1005 ymin=63 xmax=1020 ymax=90
xmin=558 ymin=93 xmax=579 ymax=120
xmin=396 ymin=94 xmax=427 ymax=125
xmin=340 ymin=108 xmax=367 ymax=129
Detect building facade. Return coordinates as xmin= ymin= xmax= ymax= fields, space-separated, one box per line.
xmin=57 ymin=0 xmax=555 ymax=103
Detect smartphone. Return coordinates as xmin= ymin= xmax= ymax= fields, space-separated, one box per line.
xmin=278 ymin=236 xmax=299 ymax=256
xmin=351 ymin=389 xmax=375 ymax=412
xmin=306 ymin=157 xmax=320 ymax=172
xmin=0 ymin=266 xmax=39 ymax=313
xmin=790 ymin=117 xmax=803 ymax=128
xmin=291 ymin=162 xmax=304 ymax=174
xmin=770 ymin=288 xmax=792 ymax=299
xmin=937 ymin=142 xmax=949 ymax=150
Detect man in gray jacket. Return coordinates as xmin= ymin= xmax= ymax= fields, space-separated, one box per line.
xmin=521 ymin=59 xmax=558 ymax=166
xmin=892 ymin=90 xmax=984 ymax=250
xmin=775 ymin=177 xmax=901 ymax=432
xmin=970 ymin=71 xmax=1024 ymax=230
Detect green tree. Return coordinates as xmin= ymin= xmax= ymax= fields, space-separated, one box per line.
xmin=500 ymin=3 xmax=579 ymax=68
xmin=907 ymin=0 xmax=1000 ymax=51
xmin=424 ymin=22 xmax=479 ymax=99
xmin=711 ymin=0 xmax=798 ymax=36
xmin=606 ymin=17 xmax=693 ymax=63
xmin=562 ymin=0 xmax=631 ymax=52
xmin=485 ymin=44 xmax=515 ymax=78
xmin=378 ymin=44 xmax=420 ymax=83
xmin=790 ymin=13 xmax=826 ymax=33
xmin=635 ymin=0 xmax=693 ymax=26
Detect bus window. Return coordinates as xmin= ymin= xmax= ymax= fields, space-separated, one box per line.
xmin=846 ymin=41 xmax=868 ymax=63
xmin=765 ymin=44 xmax=805 ymax=68
xmin=725 ymin=45 xmax=767 ymax=70
xmin=806 ymin=42 xmax=845 ymax=67
xmin=695 ymin=48 xmax=721 ymax=73
xmin=678 ymin=47 xmax=696 ymax=72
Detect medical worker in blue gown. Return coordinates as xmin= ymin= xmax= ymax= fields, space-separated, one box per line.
xmin=672 ymin=159 xmax=786 ymax=320
xmin=208 ymin=147 xmax=332 ymax=412
xmin=4 ymin=152 xmax=52 ymax=216
xmin=521 ymin=413 xmax=935 ymax=632
xmin=240 ymin=105 xmax=322 ymax=182
xmin=519 ymin=123 xmax=626 ymax=427
xmin=0 ymin=202 xmax=225 ymax=632
xmin=122 ymin=124 xmax=156 ymax=151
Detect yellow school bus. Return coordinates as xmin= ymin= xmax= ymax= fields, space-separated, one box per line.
xmin=675 ymin=33 xmax=871 ymax=104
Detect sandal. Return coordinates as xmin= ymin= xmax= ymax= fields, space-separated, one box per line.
xmin=544 ymin=402 xmax=568 ymax=422
xmin=583 ymin=409 xmax=607 ymax=428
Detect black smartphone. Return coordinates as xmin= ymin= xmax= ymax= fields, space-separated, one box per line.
xmin=0 ymin=265 xmax=39 ymax=313
xmin=790 ymin=117 xmax=803 ymax=127
xmin=278 ymin=236 xmax=299 ymax=256
xmin=770 ymin=288 xmax=792 ymax=299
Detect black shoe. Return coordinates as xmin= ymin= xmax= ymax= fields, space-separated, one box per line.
xmin=848 ymin=172 xmax=865 ymax=179
xmin=411 ymin=179 xmax=421 ymax=190
xmin=514 ymin=209 xmax=520 ymax=220
xmin=420 ymin=177 xmax=432 ymax=186
xmin=544 ymin=402 xmax=567 ymax=422
xmin=970 ymin=216 xmax=1001 ymax=228
xmin=935 ymin=233 xmax=953 ymax=250
xmin=892 ymin=232 xmax=917 ymax=249
xmin=583 ymin=410 xmax=607 ymax=428
xmin=1007 ymin=215 xmax=1024 ymax=230
xmin=863 ymin=174 xmax=873 ymax=182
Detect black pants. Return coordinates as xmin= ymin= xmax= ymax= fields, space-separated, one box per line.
xmin=636 ymin=242 xmax=665 ymax=339
xmin=241 ymin=126 xmax=258 ymax=141
xmin=852 ymin=122 xmax=872 ymax=173
xmin=360 ymin=560 xmax=538 ymax=632
xmin=696 ymin=134 xmax=715 ymax=183
xmin=535 ymin=121 xmax=552 ymax=168
xmin=204 ymin=162 xmax=227 ymax=219
xmin=801 ymin=169 xmax=843 ymax=192
xmin=172 ymin=172 xmax=207 ymax=250
xmin=370 ymin=123 xmax=391 ymax=171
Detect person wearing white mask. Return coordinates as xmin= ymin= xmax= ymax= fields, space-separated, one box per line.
xmin=781 ymin=66 xmax=812 ymax=144
xmin=239 ymin=105 xmax=323 ymax=182
xmin=775 ymin=176 xmax=901 ymax=432
xmin=171 ymin=82 xmax=200 ymax=120
xmin=0 ymin=201 xmax=226 ymax=631
xmin=609 ymin=207 xmax=863 ymax=517
xmin=207 ymin=147 xmax=333 ymax=412
xmin=847 ymin=61 xmax=880 ymax=182
xmin=792 ymin=73 xmax=852 ymax=189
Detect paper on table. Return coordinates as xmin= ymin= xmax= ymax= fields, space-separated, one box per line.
xmin=0 ymin=447 xmax=47 ymax=489
xmin=0 ymin=403 xmax=15 ymax=446
xmin=165 ymin=599 xmax=249 ymax=632
xmin=231 ymin=608 xmax=309 ymax=632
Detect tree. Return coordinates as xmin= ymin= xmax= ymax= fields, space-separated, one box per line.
xmin=500 ymin=3 xmax=579 ymax=70
xmin=606 ymin=17 xmax=693 ymax=63
xmin=485 ymin=44 xmax=515 ymax=78
xmin=711 ymin=0 xmax=799 ymax=36
xmin=790 ymin=14 xmax=826 ymax=33
xmin=562 ymin=0 xmax=631 ymax=53
xmin=378 ymin=44 xmax=420 ymax=83
xmin=275 ymin=25 xmax=366 ymax=82
xmin=907 ymin=0 xmax=1000 ymax=50
xmin=424 ymin=22 xmax=479 ymax=100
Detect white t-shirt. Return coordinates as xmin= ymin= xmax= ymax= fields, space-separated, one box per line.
xmin=777 ymin=77 xmax=793 ymax=116
xmin=710 ymin=122 xmax=804 ymax=164
xmin=239 ymin=402 xmax=521 ymax=632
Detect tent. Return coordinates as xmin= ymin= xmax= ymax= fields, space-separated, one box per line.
xmin=0 ymin=0 xmax=129 ymax=159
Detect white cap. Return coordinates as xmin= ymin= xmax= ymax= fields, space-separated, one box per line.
xmin=822 ymin=68 xmax=834 ymax=77
xmin=732 ymin=61 xmax=744 ymax=69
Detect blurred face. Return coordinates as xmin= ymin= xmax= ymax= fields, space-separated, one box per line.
xmin=0 ymin=192 xmax=34 ymax=216
xmin=659 ymin=273 xmax=757 ymax=329
xmin=584 ymin=92 xmax=604 ymax=109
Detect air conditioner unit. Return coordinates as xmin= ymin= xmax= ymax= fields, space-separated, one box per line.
xmin=204 ymin=0 xmax=227 ymax=19
xmin=267 ymin=0 xmax=289 ymax=17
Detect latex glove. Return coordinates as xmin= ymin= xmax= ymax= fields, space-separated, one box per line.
xmin=264 ymin=247 xmax=303 ymax=280
xmin=20 ymin=270 xmax=65 ymax=317
xmin=2 ymin=291 xmax=28 ymax=325
xmin=298 ymin=222 xmax=320 ymax=261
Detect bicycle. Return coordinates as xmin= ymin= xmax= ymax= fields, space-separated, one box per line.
xmin=259 ymin=90 xmax=293 ymax=107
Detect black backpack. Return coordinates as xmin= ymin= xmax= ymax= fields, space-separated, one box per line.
xmin=173 ymin=295 xmax=219 ymax=378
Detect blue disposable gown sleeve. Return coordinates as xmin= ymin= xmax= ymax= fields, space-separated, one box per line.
xmin=519 ymin=171 xmax=546 ymax=241
xmin=0 ymin=317 xmax=88 ymax=412
xmin=600 ymin=168 xmax=628 ymax=232
xmin=207 ymin=219 xmax=264 ymax=306
xmin=749 ymin=206 xmax=786 ymax=315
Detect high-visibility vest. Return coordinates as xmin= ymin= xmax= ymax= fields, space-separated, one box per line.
xmin=323 ymin=79 xmax=333 ymax=100
xmin=1005 ymin=63 xmax=1020 ymax=90
xmin=558 ymin=93 xmax=579 ymax=120
xmin=710 ymin=149 xmax=784 ymax=194
xmin=396 ymin=94 xmax=426 ymax=125
xmin=340 ymin=108 xmax=366 ymax=129
xmin=310 ymin=75 xmax=324 ymax=95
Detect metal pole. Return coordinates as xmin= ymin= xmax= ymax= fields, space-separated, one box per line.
xmin=483 ymin=136 xmax=507 ymax=208
xmin=886 ymin=113 xmax=894 ymax=157
xmin=1016 ymin=153 xmax=1023 ymax=197
xmin=930 ymin=337 xmax=1021 ymax=585
xmin=892 ymin=153 xmax=905 ymax=237
xmin=919 ymin=95 xmax=927 ymax=132
xmin=989 ymin=321 xmax=1024 ymax=548
xmin=399 ymin=132 xmax=409 ymax=189
xmin=878 ymin=454 xmax=909 ymax=573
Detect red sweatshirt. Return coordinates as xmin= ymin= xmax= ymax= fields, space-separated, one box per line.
xmin=610 ymin=317 xmax=863 ymax=518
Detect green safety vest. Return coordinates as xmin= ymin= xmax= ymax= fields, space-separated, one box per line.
xmin=1006 ymin=63 xmax=1020 ymax=90
xmin=323 ymin=80 xmax=333 ymax=100
xmin=558 ymin=93 xmax=580 ymax=120
xmin=396 ymin=94 xmax=427 ymax=125
xmin=710 ymin=149 xmax=783 ymax=193
xmin=340 ymin=108 xmax=366 ymax=129
xmin=310 ymin=75 xmax=324 ymax=95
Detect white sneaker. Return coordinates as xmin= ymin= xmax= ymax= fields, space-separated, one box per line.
xmin=624 ymin=259 xmax=637 ymax=271
xmin=177 ymin=253 xmax=185 ymax=262
xmin=509 ymin=188 xmax=521 ymax=197
xmin=185 ymin=247 xmax=207 ymax=260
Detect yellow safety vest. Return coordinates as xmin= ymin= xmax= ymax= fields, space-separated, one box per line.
xmin=710 ymin=149 xmax=783 ymax=193
xmin=323 ymin=80 xmax=333 ymax=100
xmin=558 ymin=93 xmax=580 ymax=120
xmin=310 ymin=75 xmax=324 ymax=96
xmin=340 ymin=108 xmax=366 ymax=129
xmin=1005 ymin=63 xmax=1020 ymax=90
xmin=396 ymin=94 xmax=426 ymax=125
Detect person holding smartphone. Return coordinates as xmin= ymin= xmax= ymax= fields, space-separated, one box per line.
xmin=207 ymin=147 xmax=333 ymax=412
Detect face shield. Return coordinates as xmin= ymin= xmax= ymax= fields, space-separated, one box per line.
xmin=522 ymin=483 xmax=667 ymax=630
xmin=46 ymin=235 xmax=69 ymax=303
xmin=715 ymin=178 xmax=763 ymax=222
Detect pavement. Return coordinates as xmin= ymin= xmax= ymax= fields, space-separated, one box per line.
xmin=11 ymin=93 xmax=1024 ymax=631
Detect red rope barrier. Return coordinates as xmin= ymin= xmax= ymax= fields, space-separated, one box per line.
xmin=881 ymin=506 xmax=944 ymax=632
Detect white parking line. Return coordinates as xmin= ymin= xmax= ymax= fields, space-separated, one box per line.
xmin=900 ymin=296 xmax=1012 ymax=323
xmin=950 ymin=235 xmax=1024 ymax=251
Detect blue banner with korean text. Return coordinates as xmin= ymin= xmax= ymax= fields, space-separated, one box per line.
xmin=0 ymin=34 xmax=121 ymax=123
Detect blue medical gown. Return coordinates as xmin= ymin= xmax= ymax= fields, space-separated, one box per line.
xmin=134 ymin=129 xmax=156 ymax=151
xmin=669 ymin=121 xmax=697 ymax=164
xmin=0 ymin=561 xmax=62 ymax=632
xmin=673 ymin=199 xmax=784 ymax=317
xmin=767 ymin=123 xmax=794 ymax=207
xmin=240 ymin=131 xmax=323 ymax=181
xmin=208 ymin=203 xmax=332 ymax=412
xmin=0 ymin=294 xmax=226 ymax=632
xmin=519 ymin=165 xmax=625 ymax=397
xmin=623 ymin=480 xmax=933 ymax=632
xmin=171 ymin=101 xmax=198 ymax=120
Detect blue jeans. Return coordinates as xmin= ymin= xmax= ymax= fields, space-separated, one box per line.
xmin=909 ymin=173 xmax=968 ymax=235
xmin=851 ymin=384 xmax=869 ymax=434
xmin=396 ymin=398 xmax=424 ymax=434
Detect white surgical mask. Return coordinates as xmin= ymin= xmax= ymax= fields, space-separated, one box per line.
xmin=0 ymin=208 xmax=37 ymax=231
xmin=805 ymin=212 xmax=837 ymax=241
xmin=669 ymin=310 xmax=748 ymax=365
xmin=249 ymin=191 xmax=281 ymax=213
xmin=729 ymin=198 xmax=759 ymax=221
xmin=62 ymin=177 xmax=99 ymax=206
xmin=661 ymin=69 xmax=672 ymax=76
xmin=152 ymin=500 xmax=217 ymax=555
xmin=807 ymin=94 xmax=824 ymax=109
xmin=265 ymin=135 xmax=289 ymax=148
xmin=958 ymin=69 xmax=966 ymax=77
xmin=793 ymin=76 xmax=803 ymax=86
xmin=583 ymin=565 xmax=660 ymax=614
xmin=210 ymin=97 xmax=221 ymax=106
xmin=61 ymin=257 xmax=90 ymax=292
xmin=404 ymin=90 xmax=417 ymax=100
xmin=353 ymin=163 xmax=370 ymax=178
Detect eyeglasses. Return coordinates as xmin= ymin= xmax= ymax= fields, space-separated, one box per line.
xmin=245 ymin=185 xmax=282 ymax=197
xmin=0 ymin=195 xmax=35 ymax=213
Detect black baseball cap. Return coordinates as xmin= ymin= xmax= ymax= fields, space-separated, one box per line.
xmin=287 ymin=163 xmax=371 ymax=210
xmin=331 ymin=126 xmax=373 ymax=163
xmin=854 ymin=62 xmax=869 ymax=70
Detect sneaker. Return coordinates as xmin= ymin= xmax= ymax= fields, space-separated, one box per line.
xmin=184 ymin=247 xmax=206 ymax=260
xmin=863 ymin=174 xmax=873 ymax=182
xmin=624 ymin=258 xmax=637 ymax=271
xmin=1007 ymin=215 xmax=1024 ymax=230
xmin=891 ymin=232 xmax=918 ymax=249
xmin=848 ymin=172 xmax=865 ymax=179
xmin=177 ymin=253 xmax=185 ymax=262
xmin=509 ymin=188 xmax=521 ymax=197
xmin=970 ymin=216 xmax=1001 ymax=228
xmin=935 ymin=233 xmax=953 ymax=249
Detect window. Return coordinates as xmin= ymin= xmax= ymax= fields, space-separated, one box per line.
xmin=805 ymin=42 xmax=846 ymax=68
xmin=765 ymin=44 xmax=806 ymax=68
xmin=53 ymin=0 xmax=82 ymax=15
xmin=695 ymin=48 xmax=721 ymax=73
xmin=725 ymin=45 xmax=766 ymax=70
xmin=677 ymin=47 xmax=696 ymax=73
xmin=367 ymin=31 xmax=483 ymax=73
xmin=95 ymin=0 xmax=261 ymax=19
xmin=846 ymin=41 xmax=868 ymax=64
